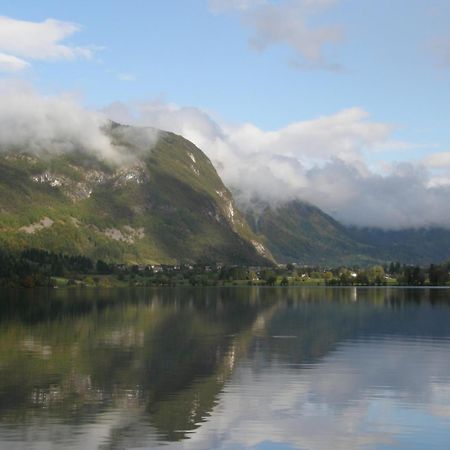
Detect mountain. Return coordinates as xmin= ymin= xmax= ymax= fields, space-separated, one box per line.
xmin=245 ymin=200 xmax=374 ymax=266
xmin=244 ymin=200 xmax=450 ymax=266
xmin=0 ymin=124 xmax=273 ymax=265
xmin=1 ymin=122 xmax=448 ymax=267
xmin=347 ymin=226 xmax=450 ymax=265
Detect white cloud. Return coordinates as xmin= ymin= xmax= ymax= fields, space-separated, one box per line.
xmin=423 ymin=151 xmax=450 ymax=189
xmin=0 ymin=52 xmax=30 ymax=72
xmin=208 ymin=0 xmax=343 ymax=69
xmin=425 ymin=150 xmax=450 ymax=168
xmin=0 ymin=80 xmax=119 ymax=161
xmin=0 ymin=16 xmax=93 ymax=71
xmin=104 ymin=99 xmax=450 ymax=229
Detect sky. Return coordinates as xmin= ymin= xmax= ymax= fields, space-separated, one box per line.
xmin=0 ymin=0 xmax=450 ymax=228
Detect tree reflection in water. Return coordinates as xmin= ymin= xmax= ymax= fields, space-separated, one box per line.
xmin=0 ymin=287 xmax=449 ymax=449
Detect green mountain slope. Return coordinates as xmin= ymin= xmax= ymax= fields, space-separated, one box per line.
xmin=1 ymin=122 xmax=448 ymax=267
xmin=245 ymin=200 xmax=374 ymax=266
xmin=348 ymin=227 xmax=450 ymax=265
xmin=0 ymin=125 xmax=273 ymax=265
xmin=244 ymin=200 xmax=450 ymax=265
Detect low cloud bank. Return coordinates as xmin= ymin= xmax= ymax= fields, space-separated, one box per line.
xmin=0 ymin=81 xmax=448 ymax=229
xmin=104 ymin=100 xmax=450 ymax=229
xmin=0 ymin=81 xmax=158 ymax=164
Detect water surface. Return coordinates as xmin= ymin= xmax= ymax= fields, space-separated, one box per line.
xmin=0 ymin=287 xmax=449 ymax=449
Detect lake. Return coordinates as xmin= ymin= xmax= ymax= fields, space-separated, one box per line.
xmin=0 ymin=287 xmax=449 ymax=449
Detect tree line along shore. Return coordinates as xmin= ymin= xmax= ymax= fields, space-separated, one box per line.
xmin=0 ymin=248 xmax=449 ymax=289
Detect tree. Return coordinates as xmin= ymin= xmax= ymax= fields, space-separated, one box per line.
xmin=403 ymin=266 xmax=425 ymax=285
xmin=429 ymin=264 xmax=449 ymax=285
xmin=356 ymin=271 xmax=369 ymax=285
xmin=260 ymin=269 xmax=276 ymax=282
xmin=339 ymin=270 xmax=353 ymax=285
xmin=368 ymin=265 xmax=385 ymax=285
xmin=96 ymin=259 xmax=111 ymax=274
xmin=51 ymin=260 xmax=64 ymax=277
xmin=323 ymin=271 xmax=333 ymax=282
xmin=389 ymin=262 xmax=395 ymax=274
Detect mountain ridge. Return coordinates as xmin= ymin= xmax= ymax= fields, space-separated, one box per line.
xmin=242 ymin=199 xmax=450 ymax=265
xmin=0 ymin=124 xmax=273 ymax=265
xmin=0 ymin=123 xmax=449 ymax=266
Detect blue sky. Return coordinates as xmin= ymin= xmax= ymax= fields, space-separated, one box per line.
xmin=1 ymin=0 xmax=450 ymax=227
xmin=2 ymin=0 xmax=449 ymax=136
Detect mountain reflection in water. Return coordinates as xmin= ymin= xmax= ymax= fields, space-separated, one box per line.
xmin=0 ymin=287 xmax=449 ymax=450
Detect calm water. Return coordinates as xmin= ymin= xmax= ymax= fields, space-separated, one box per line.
xmin=0 ymin=287 xmax=450 ymax=450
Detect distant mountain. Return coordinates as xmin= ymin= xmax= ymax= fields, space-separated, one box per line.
xmin=0 ymin=124 xmax=273 ymax=265
xmin=244 ymin=200 xmax=450 ymax=266
xmin=348 ymin=226 xmax=450 ymax=266
xmin=244 ymin=200 xmax=374 ymax=266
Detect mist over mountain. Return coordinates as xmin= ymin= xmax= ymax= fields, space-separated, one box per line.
xmin=104 ymin=100 xmax=450 ymax=230
xmin=0 ymin=84 xmax=448 ymax=266
xmin=1 ymin=81 xmax=449 ymax=231
xmin=243 ymin=199 xmax=450 ymax=265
